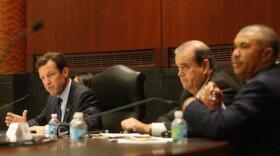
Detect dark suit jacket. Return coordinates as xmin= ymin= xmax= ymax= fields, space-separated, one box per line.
xmin=28 ymin=81 xmax=102 ymax=131
xmin=184 ymin=65 xmax=280 ymax=156
xmin=157 ymin=70 xmax=240 ymax=126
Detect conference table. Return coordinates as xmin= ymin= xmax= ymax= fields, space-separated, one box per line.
xmin=0 ymin=134 xmax=229 ymax=156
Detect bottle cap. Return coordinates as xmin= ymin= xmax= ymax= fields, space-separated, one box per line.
xmin=51 ymin=114 xmax=57 ymax=118
xmin=174 ymin=111 xmax=183 ymax=118
xmin=73 ymin=112 xmax=84 ymax=118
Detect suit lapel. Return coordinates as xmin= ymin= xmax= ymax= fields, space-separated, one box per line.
xmin=45 ymin=96 xmax=57 ymax=122
xmin=62 ymin=82 xmax=76 ymax=122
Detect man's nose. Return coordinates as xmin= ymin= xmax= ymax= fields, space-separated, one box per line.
xmin=232 ymin=48 xmax=241 ymax=57
xmin=44 ymin=78 xmax=51 ymax=85
xmin=178 ymin=70 xmax=184 ymax=77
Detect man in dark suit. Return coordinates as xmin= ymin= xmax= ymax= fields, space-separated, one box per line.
xmin=121 ymin=40 xmax=240 ymax=136
xmin=5 ymin=52 xmax=102 ymax=131
xmin=182 ymin=25 xmax=280 ymax=156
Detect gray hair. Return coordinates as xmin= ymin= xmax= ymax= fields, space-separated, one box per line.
xmin=175 ymin=40 xmax=214 ymax=68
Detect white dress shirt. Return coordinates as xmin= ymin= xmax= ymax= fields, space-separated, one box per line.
xmin=57 ymin=79 xmax=72 ymax=121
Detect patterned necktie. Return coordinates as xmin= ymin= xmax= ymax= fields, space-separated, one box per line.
xmin=55 ymin=97 xmax=62 ymax=121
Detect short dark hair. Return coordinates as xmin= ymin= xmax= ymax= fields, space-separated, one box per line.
xmin=36 ymin=52 xmax=67 ymax=72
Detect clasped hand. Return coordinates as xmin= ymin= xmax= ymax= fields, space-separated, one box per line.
xmin=121 ymin=117 xmax=150 ymax=134
xmin=199 ymin=82 xmax=223 ymax=110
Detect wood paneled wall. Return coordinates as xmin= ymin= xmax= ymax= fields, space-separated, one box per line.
xmin=27 ymin=0 xmax=280 ymax=71
xmin=162 ymin=0 xmax=280 ymax=47
xmin=27 ymin=0 xmax=161 ymax=52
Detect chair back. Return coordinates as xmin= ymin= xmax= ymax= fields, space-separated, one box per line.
xmin=92 ymin=65 xmax=145 ymax=132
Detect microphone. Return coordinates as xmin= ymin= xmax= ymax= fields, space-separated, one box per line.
xmin=0 ymin=20 xmax=43 ymax=63
xmin=0 ymin=94 xmax=29 ymax=110
xmin=56 ymin=97 xmax=177 ymax=136
xmin=94 ymin=97 xmax=177 ymax=117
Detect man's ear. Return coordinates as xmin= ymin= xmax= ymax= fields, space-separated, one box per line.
xmin=62 ymin=67 xmax=70 ymax=78
xmin=262 ymin=47 xmax=274 ymax=64
xmin=202 ymin=59 xmax=211 ymax=74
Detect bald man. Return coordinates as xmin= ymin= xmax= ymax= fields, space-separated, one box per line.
xmin=121 ymin=40 xmax=240 ymax=136
xmin=183 ymin=25 xmax=280 ymax=156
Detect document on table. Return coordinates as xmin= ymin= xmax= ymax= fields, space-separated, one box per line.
xmin=100 ymin=133 xmax=150 ymax=138
xmin=97 ymin=133 xmax=172 ymax=144
xmin=117 ymin=136 xmax=173 ymax=144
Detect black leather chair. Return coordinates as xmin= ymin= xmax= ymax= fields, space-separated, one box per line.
xmin=92 ymin=65 xmax=146 ymax=132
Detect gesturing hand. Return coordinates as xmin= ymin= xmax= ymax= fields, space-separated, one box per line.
xmin=5 ymin=110 xmax=28 ymax=126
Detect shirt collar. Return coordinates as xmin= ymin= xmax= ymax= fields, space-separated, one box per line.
xmin=57 ymin=79 xmax=72 ymax=102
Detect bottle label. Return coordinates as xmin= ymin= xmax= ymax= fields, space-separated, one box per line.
xmin=70 ymin=127 xmax=87 ymax=142
xmin=48 ymin=124 xmax=58 ymax=138
xmin=171 ymin=125 xmax=186 ymax=141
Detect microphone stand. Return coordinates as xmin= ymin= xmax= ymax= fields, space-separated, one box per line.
xmin=57 ymin=97 xmax=176 ymax=136
xmin=0 ymin=94 xmax=29 ymax=110
xmin=94 ymin=97 xmax=176 ymax=117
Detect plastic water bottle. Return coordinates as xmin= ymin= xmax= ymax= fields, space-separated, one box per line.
xmin=171 ymin=110 xmax=187 ymax=143
xmin=48 ymin=114 xmax=60 ymax=139
xmin=70 ymin=112 xmax=88 ymax=144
